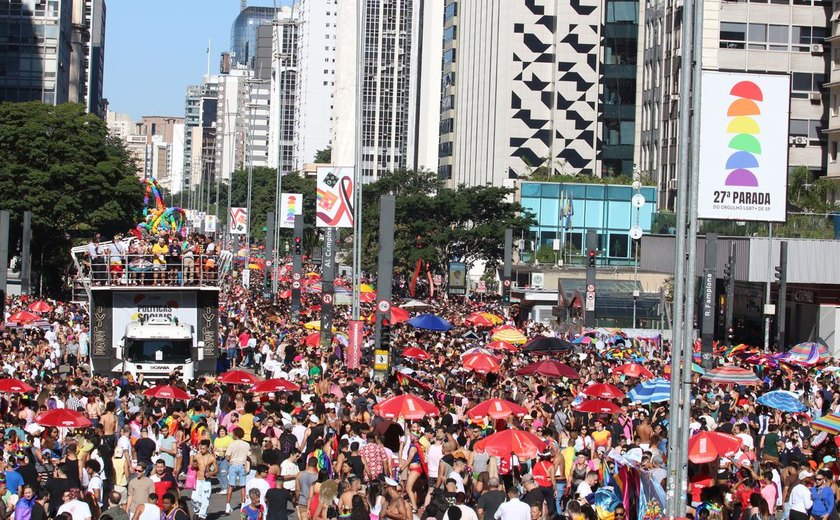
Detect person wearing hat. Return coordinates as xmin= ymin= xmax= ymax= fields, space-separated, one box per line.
xmin=382 ymin=478 xmax=410 ymax=520
xmin=531 ymin=451 xmax=556 ymax=517
xmin=810 ymin=470 xmax=835 ymax=520
xmin=789 ymin=470 xmax=814 ymax=520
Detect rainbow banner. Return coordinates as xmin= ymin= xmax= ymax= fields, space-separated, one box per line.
xmin=279 ymin=193 xmax=302 ymax=228
xmin=697 ymin=71 xmax=790 ymax=222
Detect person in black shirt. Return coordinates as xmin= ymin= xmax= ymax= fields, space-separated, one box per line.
xmin=521 ymin=475 xmax=545 ymax=509
xmin=16 ymin=452 xmax=40 ymax=496
xmin=347 ymin=442 xmax=365 ymax=478
xmin=476 ymin=477 xmax=506 ymax=520
xmin=134 ymin=428 xmax=157 ymax=469
xmin=58 ymin=445 xmax=82 ymax=490
xmin=43 ymin=466 xmax=76 ymax=518
xmin=265 ymin=487 xmax=291 ymax=520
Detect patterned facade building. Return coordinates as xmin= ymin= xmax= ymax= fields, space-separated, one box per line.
xmin=438 ymin=0 xmax=642 ymax=187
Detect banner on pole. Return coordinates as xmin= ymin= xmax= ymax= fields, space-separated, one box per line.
xmin=229 ymin=207 xmax=248 ymax=235
xmin=448 ymin=262 xmax=467 ymax=295
xmin=346 ymin=320 xmax=363 ymax=370
xmin=204 ymin=215 xmax=217 ymax=233
xmin=316 ymin=167 xmax=354 ymax=228
xmin=697 ymin=71 xmax=790 ymax=222
xmin=279 ymin=193 xmax=302 ymax=229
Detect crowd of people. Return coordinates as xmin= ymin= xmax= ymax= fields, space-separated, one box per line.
xmin=0 ymin=252 xmax=839 ymax=520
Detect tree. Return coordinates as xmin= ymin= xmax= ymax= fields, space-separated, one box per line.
xmin=0 ymin=102 xmax=144 ymax=292
xmin=787 ymin=165 xmax=839 ymax=214
xmin=359 ymin=170 xmax=535 ymax=276
xmin=314 ymin=146 xmax=332 ymax=164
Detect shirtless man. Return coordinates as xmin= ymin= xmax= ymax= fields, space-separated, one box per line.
xmin=190 ymin=440 xmax=218 ymax=520
xmin=338 ymin=475 xmax=362 ymax=517
xmin=636 ymin=413 xmax=654 ymax=450
xmin=101 ymin=402 xmax=117 ymax=449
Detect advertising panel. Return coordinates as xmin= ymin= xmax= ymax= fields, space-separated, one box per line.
xmin=697 ymin=72 xmax=790 ymax=222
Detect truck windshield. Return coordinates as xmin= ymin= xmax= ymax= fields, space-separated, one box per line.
xmin=125 ymin=339 xmax=192 ymax=363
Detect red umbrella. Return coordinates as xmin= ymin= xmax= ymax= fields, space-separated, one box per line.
xmin=613 ymin=363 xmax=654 ymax=379
xmin=360 ymin=292 xmax=376 ymax=303
xmin=473 ymin=429 xmax=547 ymax=458
xmin=373 ymin=394 xmax=440 ymax=419
xmin=279 ymin=290 xmax=292 ymax=300
xmin=218 ymin=370 xmax=261 ymax=386
xmin=462 ymin=352 xmax=502 ymax=373
xmin=35 ymin=409 xmax=92 ymax=429
xmin=581 ymin=383 xmax=625 ymax=400
xmin=27 ymin=301 xmax=52 ymax=313
xmin=142 ymin=385 xmax=191 ymax=401
xmin=304 ymin=333 xmax=321 ymax=347
xmin=467 ymin=398 xmax=528 ymax=420
xmin=402 ymin=347 xmax=433 ymax=361
xmin=516 ymin=360 xmax=580 ymax=379
xmin=249 ymin=378 xmax=300 ymax=393
xmin=8 ymin=311 xmax=38 ymax=324
xmin=486 ymin=341 xmax=518 ymax=353
xmin=490 ymin=324 xmax=519 ymax=334
xmin=0 ymin=378 xmax=34 ymax=394
xmin=390 ymin=307 xmax=411 ymax=324
xmin=465 ymin=313 xmax=495 ymax=327
xmin=574 ymin=399 xmax=625 ymax=414
xmin=687 ymin=431 xmax=743 ymax=463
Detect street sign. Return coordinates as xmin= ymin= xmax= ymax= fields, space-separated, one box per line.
xmin=292 ymin=272 xmax=302 ymax=281
xmin=374 ymin=350 xmax=389 ymax=371
xmin=503 ymin=279 xmax=511 ymax=287
xmin=586 ymin=283 xmax=595 ymax=293
xmin=632 ymin=193 xmax=646 ymax=208
xmin=292 ymin=281 xmax=301 ymax=290
xmin=585 ymin=291 xmax=595 ymax=312
xmin=630 ymin=226 xmax=643 ymax=240
xmin=476 ymin=281 xmax=487 ymax=293
xmin=322 ymin=293 xmax=333 ymax=305
xmin=377 ymin=300 xmax=391 ymax=313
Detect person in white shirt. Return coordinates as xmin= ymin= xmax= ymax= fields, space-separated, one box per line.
xmin=789 ymin=470 xmax=814 ymax=520
xmin=575 ymin=471 xmax=599 ymax=502
xmin=57 ymin=488 xmax=93 ymax=520
xmin=494 ymin=487 xmax=531 ymax=520
xmin=448 ymin=458 xmax=468 ymax=493
xmin=245 ymin=464 xmax=271 ymax=508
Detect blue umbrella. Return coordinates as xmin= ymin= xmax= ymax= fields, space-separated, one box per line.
xmin=757 ymin=390 xmax=807 ymax=413
xmin=407 ymin=313 xmax=453 ymax=332
xmin=627 ymin=378 xmax=671 ymax=404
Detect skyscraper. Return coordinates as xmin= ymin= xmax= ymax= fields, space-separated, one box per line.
xmin=437 ymin=0 xmax=643 ymax=187
xmin=333 ymin=0 xmax=440 ymax=181
xmin=0 ymin=0 xmax=105 ymax=115
xmin=230 ymin=6 xmax=278 ymax=69
xmin=639 ymin=0 xmax=829 ymax=209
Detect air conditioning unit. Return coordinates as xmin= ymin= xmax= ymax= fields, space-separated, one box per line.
xmin=668 ymin=178 xmax=678 ymax=190
xmin=811 ymin=43 xmax=824 ymax=54
xmin=670 ymin=93 xmax=679 ymax=101
xmin=809 ymin=91 xmax=822 ymax=102
xmin=794 ymin=136 xmax=808 ymax=146
xmin=531 ymin=272 xmax=545 ymax=288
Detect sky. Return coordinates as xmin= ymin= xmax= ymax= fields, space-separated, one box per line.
xmin=104 ymin=0 xmax=282 ymax=121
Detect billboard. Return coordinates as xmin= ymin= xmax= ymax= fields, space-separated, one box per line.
xmin=697 ymin=71 xmax=790 ymax=222
xmin=280 ymin=193 xmax=303 ymax=228
xmin=229 ymin=207 xmax=248 ymax=235
xmin=316 ymin=167 xmax=354 ymax=228
xmin=204 ymin=215 xmax=217 ymax=233
xmin=112 ymin=291 xmax=199 ymax=348
xmin=448 ymin=261 xmax=467 ymax=295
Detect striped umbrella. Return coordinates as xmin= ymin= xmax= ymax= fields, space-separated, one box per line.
xmin=491 ymin=328 xmax=527 ymax=344
xmin=627 ymin=378 xmax=671 ymax=404
xmin=756 ymin=390 xmax=807 ymax=413
xmin=786 ymin=342 xmax=829 ymax=365
xmin=486 ymin=340 xmax=518 ymax=353
xmin=814 ymin=413 xmax=840 ymax=434
xmin=701 ymin=365 xmax=761 ymax=386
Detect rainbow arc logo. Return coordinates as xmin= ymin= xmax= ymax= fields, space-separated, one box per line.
xmin=725 ymin=81 xmax=763 ymax=187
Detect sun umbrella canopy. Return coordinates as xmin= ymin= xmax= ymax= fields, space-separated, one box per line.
xmin=688 ymin=431 xmax=743 ymax=463
xmin=390 ymin=307 xmax=411 ymax=324
xmin=407 ymin=314 xmax=453 ymax=332
xmin=8 ymin=311 xmax=38 ymax=324
xmin=701 ymin=365 xmax=762 ymax=386
xmin=218 ymin=370 xmax=261 ymax=385
xmin=627 ymin=378 xmax=671 ymax=404
xmin=465 ymin=313 xmax=495 ymax=327
xmin=467 ymin=398 xmax=528 ymax=420
xmin=613 ymin=362 xmax=654 ymax=379
xmin=0 ymin=378 xmax=34 ymax=394
xmin=304 ymin=333 xmax=321 ymax=347
xmin=574 ymin=399 xmax=625 ymax=414
xmin=142 ymin=385 xmax=191 ymax=401
xmin=249 ymin=378 xmax=301 ymax=393
xmin=373 ymin=394 xmax=440 ymax=419
xmin=486 ymin=340 xmax=518 ymax=353
xmin=516 ymin=359 xmax=580 ymax=379
xmin=27 ymin=301 xmax=52 ymax=313
xmin=473 ymin=429 xmax=547 ymax=459
xmin=360 ymin=292 xmax=376 ymax=303
xmin=581 ymin=383 xmax=625 ymax=400
xmin=813 ymin=413 xmax=840 ymax=434
xmin=523 ymin=336 xmax=575 ymax=354
xmin=491 ymin=329 xmax=527 ymax=344
xmin=757 ymin=390 xmax=807 ymax=413
xmin=402 ymin=347 xmax=433 ymax=361
xmin=35 ymin=409 xmax=92 ymax=429
xmin=401 ymin=300 xmax=432 ymax=310
xmin=462 ymin=352 xmax=502 ymax=373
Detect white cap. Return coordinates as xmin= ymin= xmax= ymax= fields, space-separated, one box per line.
xmin=799 ymin=470 xmax=814 ymax=480
xmin=309 ymin=415 xmax=319 ymax=424
xmin=384 ymin=477 xmax=399 ymax=487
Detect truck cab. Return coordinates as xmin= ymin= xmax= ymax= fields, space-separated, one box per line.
xmin=119 ymin=317 xmax=199 ymax=383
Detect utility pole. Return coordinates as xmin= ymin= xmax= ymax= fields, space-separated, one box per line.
xmin=776 ymin=241 xmax=788 ymax=350
xmin=584 ymin=230 xmax=597 ymax=328
xmin=724 ymin=241 xmax=736 ymax=345
xmin=502 ymin=229 xmax=512 ymax=305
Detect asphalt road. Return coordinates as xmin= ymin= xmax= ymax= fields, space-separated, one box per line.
xmin=185 ymin=482 xmax=297 ymax=520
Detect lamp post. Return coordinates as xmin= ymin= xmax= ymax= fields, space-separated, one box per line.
xmin=630 ymin=168 xmax=644 ymax=329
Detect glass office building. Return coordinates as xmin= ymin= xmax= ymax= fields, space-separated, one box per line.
xmin=230 ymin=6 xmax=277 ymax=68
xmin=520 ymin=181 xmax=657 ymax=265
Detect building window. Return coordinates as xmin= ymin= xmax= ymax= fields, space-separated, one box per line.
xmin=720 ymin=22 xmax=747 ymax=48
xmin=831 ymin=140 xmax=838 ymax=162
xmin=792 ymin=26 xmax=826 ymax=51
xmin=443 ymin=48 xmax=456 ymax=64
xmin=444 ymin=2 xmax=457 ymax=20
xmin=444 ymin=26 xmax=456 ymax=42
xmin=791 ymin=72 xmax=824 ymax=98
xmin=789 ymin=118 xmax=824 ymax=141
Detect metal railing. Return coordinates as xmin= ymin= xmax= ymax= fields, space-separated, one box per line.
xmin=81 ymin=253 xmax=222 ymax=287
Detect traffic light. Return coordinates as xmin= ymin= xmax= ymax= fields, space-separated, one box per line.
xmin=774 ymin=264 xmax=783 ymax=282
xmin=723 ymin=262 xmax=732 ymax=281
xmin=588 ymin=249 xmax=596 ymax=268
xmin=294 ymin=236 xmax=302 ymax=256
